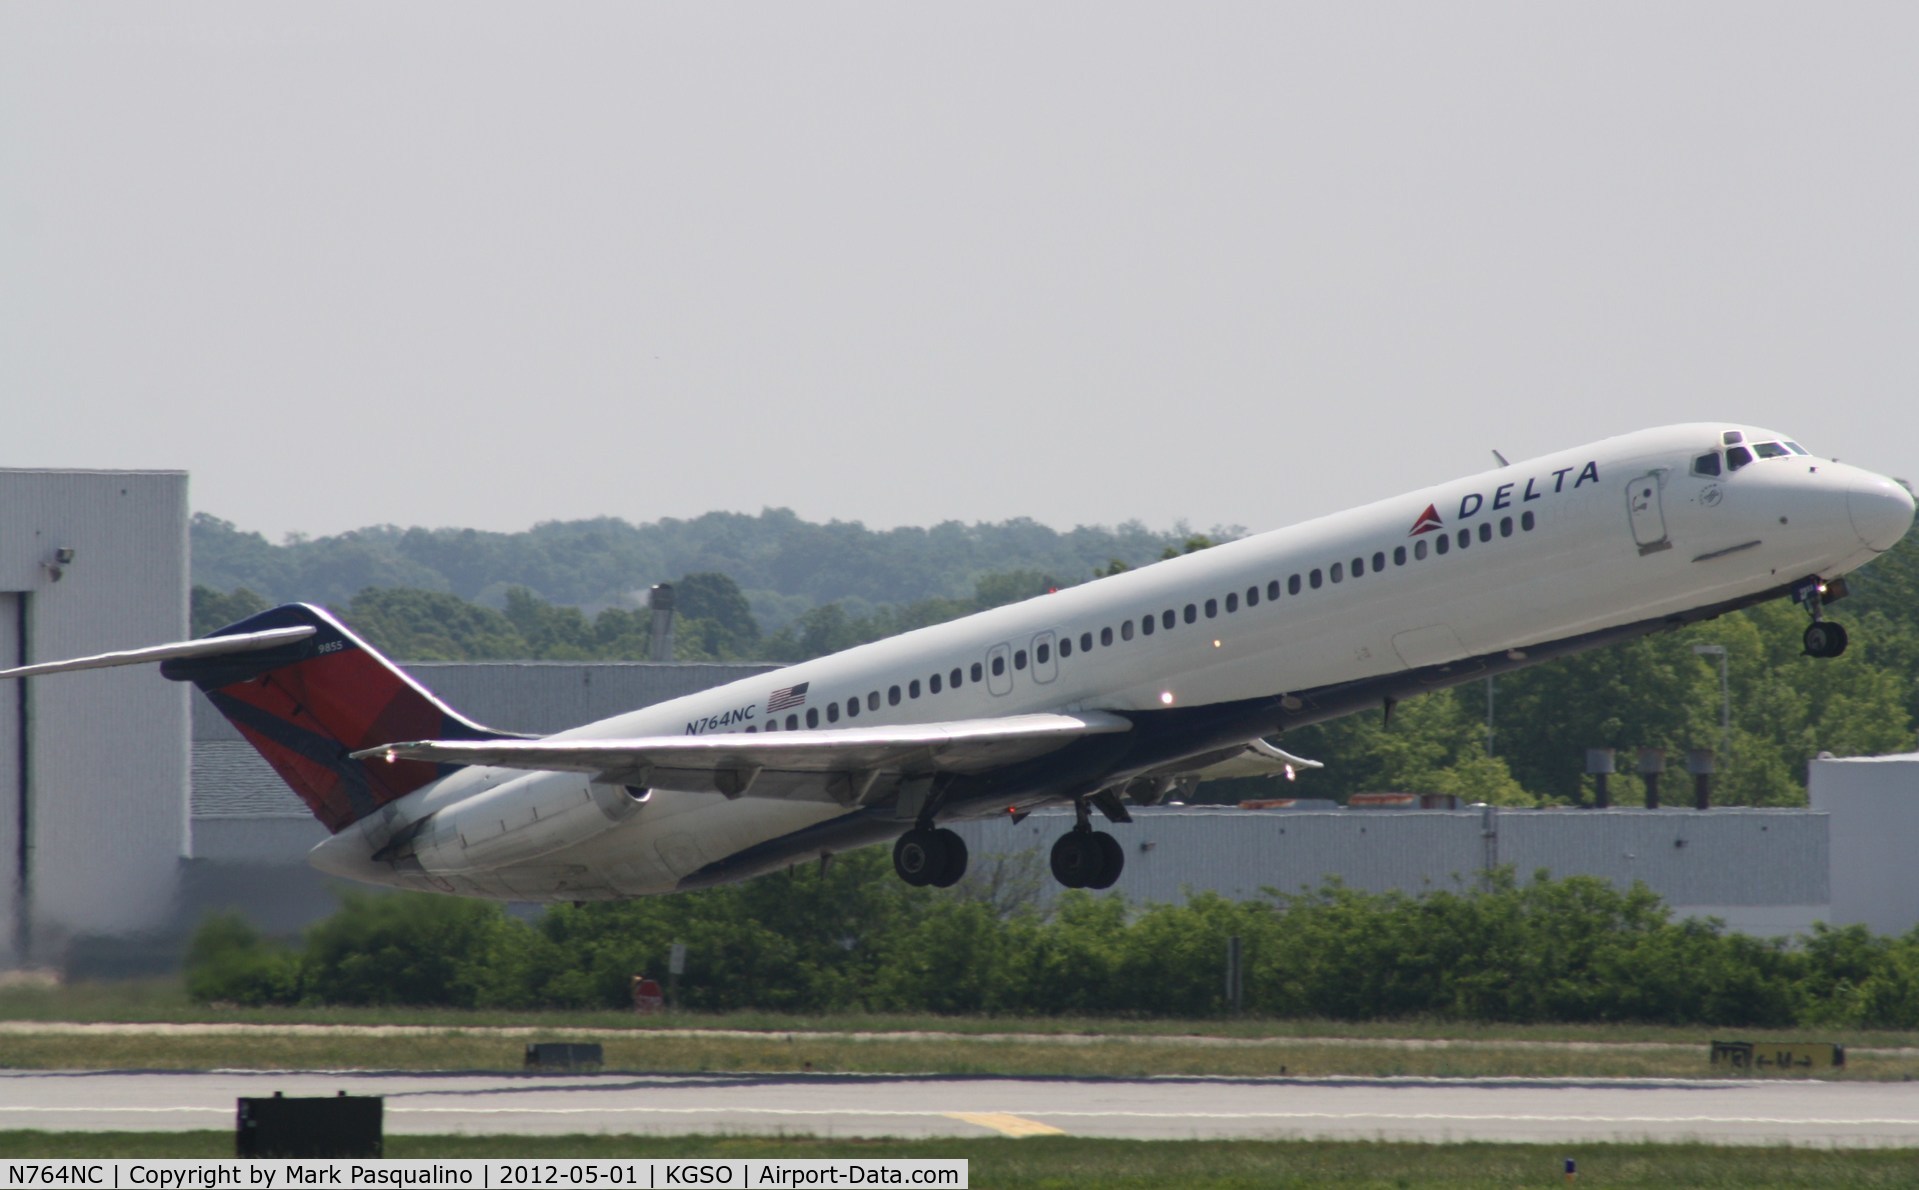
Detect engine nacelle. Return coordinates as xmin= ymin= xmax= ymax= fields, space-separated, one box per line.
xmin=408 ymin=772 xmax=647 ymax=874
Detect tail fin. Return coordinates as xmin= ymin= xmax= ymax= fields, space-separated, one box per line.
xmin=163 ymin=604 xmax=514 ymax=833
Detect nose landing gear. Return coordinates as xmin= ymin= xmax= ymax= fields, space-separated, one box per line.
xmin=1794 ymin=576 xmax=1850 ymax=659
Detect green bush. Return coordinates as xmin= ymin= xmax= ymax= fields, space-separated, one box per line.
xmin=181 ymin=861 xmax=1915 ymax=1028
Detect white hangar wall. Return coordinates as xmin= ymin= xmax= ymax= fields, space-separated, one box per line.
xmin=954 ymin=805 xmax=1829 ymax=937
xmin=0 ymin=470 xmax=189 ymax=965
xmin=1810 ymin=753 xmax=1919 ymax=936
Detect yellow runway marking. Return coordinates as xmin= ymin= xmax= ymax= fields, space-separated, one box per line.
xmin=946 ymin=1111 xmax=1067 ymax=1137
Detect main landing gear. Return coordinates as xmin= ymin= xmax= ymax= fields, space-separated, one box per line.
xmin=1049 ymin=798 xmax=1125 ymax=890
xmin=893 ymin=826 xmax=968 ymax=888
xmin=1796 ymin=576 xmax=1850 ymax=659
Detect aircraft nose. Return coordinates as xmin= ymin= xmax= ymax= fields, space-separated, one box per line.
xmin=1848 ymin=472 xmax=1916 ymax=553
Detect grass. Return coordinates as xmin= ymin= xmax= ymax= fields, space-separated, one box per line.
xmin=10 ymin=979 xmax=1919 ymax=1045
xmin=0 ymin=1029 xmax=1906 ymax=1080
xmin=3 ymin=1132 xmax=1919 ymax=1186
xmin=6 ymin=978 xmax=1916 ymax=1080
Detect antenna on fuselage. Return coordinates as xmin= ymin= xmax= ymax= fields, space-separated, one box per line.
xmin=1491 ymin=449 xmax=1510 ymax=467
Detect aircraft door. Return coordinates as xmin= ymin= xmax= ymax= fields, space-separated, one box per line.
xmin=986 ymin=643 xmax=1014 ymax=696
xmin=1627 ymin=471 xmax=1671 ymax=554
xmin=1031 ymin=631 xmax=1058 ymax=684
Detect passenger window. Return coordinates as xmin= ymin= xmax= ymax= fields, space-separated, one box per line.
xmin=1521 ymin=510 xmax=1536 ymax=531
xmin=1246 ymin=586 xmax=1259 ymax=607
xmin=827 ymin=703 xmax=840 ymax=724
xmin=1373 ymin=551 xmax=1386 ymax=571
xmin=867 ymin=691 xmax=879 ymax=711
xmin=1457 ymin=529 xmax=1470 ymax=549
xmin=747 ymin=724 xmax=757 ymax=733
xmin=1351 ymin=557 xmax=1364 ymax=577
xmin=1163 ymin=609 xmax=1176 ymax=629
xmin=1310 ymin=569 xmax=1323 ymax=589
xmin=909 ymin=680 xmax=921 ymax=699
xmin=1225 ymin=592 xmax=1238 ymax=613
xmin=1500 ymin=516 xmax=1513 ymax=537
xmin=1267 ymin=580 xmax=1281 ymax=601
xmin=1101 ymin=626 xmax=1114 ymax=646
xmin=930 ymin=673 xmax=942 ymax=694
xmin=1330 ymin=562 xmax=1343 ymax=583
xmin=1182 ymin=604 xmax=1196 ymax=624
xmin=1478 ymin=523 xmax=1491 ymax=543
xmin=1056 ymin=639 xmax=1069 ymax=659
xmin=1121 ymin=621 xmax=1134 ymax=641
xmin=1394 ymin=545 xmax=1407 ymax=565
xmin=1727 ymin=446 xmax=1753 ymax=470
xmin=1080 ymin=631 xmax=1093 ymax=651
xmin=970 ymin=662 xmax=983 ymax=682
xmin=1142 ymin=616 xmax=1156 ymax=636
xmin=1013 ymin=649 xmax=1027 ymax=670
xmin=1436 ymin=535 xmax=1450 ymax=555
xmin=1288 ymin=575 xmax=1302 ymax=595
xmin=1204 ymin=599 xmax=1217 ymax=618
xmin=992 ymin=655 xmax=1006 ymax=676
xmin=1414 ymin=539 xmax=1428 ymax=560
xmin=888 ymin=685 xmax=900 ymax=706
xmin=1692 ymin=452 xmax=1721 ymax=477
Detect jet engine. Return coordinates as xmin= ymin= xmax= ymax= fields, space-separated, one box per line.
xmin=405 ymin=772 xmax=647 ymax=873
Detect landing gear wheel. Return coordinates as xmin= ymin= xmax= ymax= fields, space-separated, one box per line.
xmin=928 ymin=827 xmax=968 ymax=888
xmin=894 ymin=827 xmax=968 ymax=888
xmin=893 ymin=829 xmax=939 ymax=886
xmin=1804 ymin=620 xmax=1849 ymax=659
xmin=1087 ymin=831 xmax=1125 ymax=890
xmin=1050 ymin=832 xmax=1099 ymax=888
xmin=1050 ymin=830 xmax=1124 ymax=889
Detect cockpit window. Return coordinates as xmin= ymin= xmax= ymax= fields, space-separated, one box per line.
xmin=1723 ymin=431 xmax=1745 ymax=445
xmin=1785 ymin=441 xmax=1809 ymax=456
xmin=1754 ymin=441 xmax=1790 ymax=459
xmin=1691 ymin=451 xmax=1721 ymax=477
xmin=1726 ymin=445 xmax=1754 ymax=471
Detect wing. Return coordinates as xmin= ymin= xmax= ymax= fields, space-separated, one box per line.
xmin=353 ymin=710 xmax=1134 ymax=806
xmin=1183 ymin=737 xmax=1323 ymax=781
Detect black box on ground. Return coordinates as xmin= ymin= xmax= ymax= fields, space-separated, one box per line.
xmin=525 ymin=1042 xmax=605 ymax=1071
xmin=236 ymin=1091 xmax=383 ymax=1158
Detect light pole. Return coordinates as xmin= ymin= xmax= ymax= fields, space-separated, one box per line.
xmin=1692 ymin=644 xmax=1730 ymax=758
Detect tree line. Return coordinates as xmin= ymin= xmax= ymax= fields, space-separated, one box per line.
xmin=184 ymin=853 xmax=1919 ymax=1029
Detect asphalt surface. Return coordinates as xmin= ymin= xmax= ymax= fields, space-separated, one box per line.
xmin=5 ymin=1069 xmax=1919 ymax=1146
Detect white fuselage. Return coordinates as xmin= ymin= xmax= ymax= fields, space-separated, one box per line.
xmin=313 ymin=424 xmax=1913 ymax=899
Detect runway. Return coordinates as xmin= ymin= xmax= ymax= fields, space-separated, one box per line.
xmin=5 ymin=1070 xmax=1919 ymax=1146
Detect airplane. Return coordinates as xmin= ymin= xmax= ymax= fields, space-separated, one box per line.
xmin=3 ymin=424 xmax=1911 ymax=902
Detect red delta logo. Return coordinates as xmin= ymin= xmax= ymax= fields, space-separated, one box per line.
xmin=1408 ymin=505 xmax=1444 ymax=535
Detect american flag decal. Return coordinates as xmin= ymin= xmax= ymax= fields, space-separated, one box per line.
xmin=766 ymin=682 xmax=810 ymax=713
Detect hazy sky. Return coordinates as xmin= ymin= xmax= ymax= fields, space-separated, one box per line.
xmin=4 ymin=4 xmax=1915 ymax=542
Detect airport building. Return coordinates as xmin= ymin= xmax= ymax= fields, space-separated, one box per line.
xmin=0 ymin=467 xmax=1911 ymax=973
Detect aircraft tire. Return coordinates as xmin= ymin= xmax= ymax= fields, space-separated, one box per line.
xmin=929 ymin=828 xmax=968 ymax=888
xmin=893 ymin=830 xmax=940 ymax=886
xmin=1086 ymin=831 xmax=1125 ymax=890
xmin=1805 ymin=621 xmax=1849 ymax=658
xmin=1050 ymin=831 xmax=1100 ymax=888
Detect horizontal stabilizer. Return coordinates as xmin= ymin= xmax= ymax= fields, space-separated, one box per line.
xmin=0 ymin=626 xmax=317 ymax=680
xmin=355 ymin=711 xmax=1134 ymax=804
